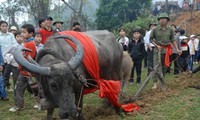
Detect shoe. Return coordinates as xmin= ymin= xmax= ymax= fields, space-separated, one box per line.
xmin=1 ymin=97 xmax=9 ymax=101
xmin=152 ymin=83 xmax=158 ymax=89
xmin=129 ymin=82 xmax=133 ymax=86
xmin=7 ymin=88 xmax=14 ymax=92
xmin=9 ymin=106 xmax=23 ymax=112
xmin=34 ymin=104 xmax=39 ymax=109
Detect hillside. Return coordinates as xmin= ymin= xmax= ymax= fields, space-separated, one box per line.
xmin=171 ymin=11 xmax=200 ymax=35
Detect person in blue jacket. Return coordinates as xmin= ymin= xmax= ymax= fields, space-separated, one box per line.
xmin=0 ymin=46 xmax=9 ymax=100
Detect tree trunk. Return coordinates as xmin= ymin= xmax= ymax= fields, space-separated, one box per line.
xmin=165 ymin=0 xmax=169 ymax=14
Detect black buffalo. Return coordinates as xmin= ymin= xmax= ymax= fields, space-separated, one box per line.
xmin=13 ymin=30 xmax=125 ymax=119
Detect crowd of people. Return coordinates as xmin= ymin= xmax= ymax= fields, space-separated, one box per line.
xmin=0 ymin=16 xmax=82 ymax=112
xmin=0 ymin=12 xmax=199 ymax=114
xmin=117 ymin=13 xmax=200 ymax=88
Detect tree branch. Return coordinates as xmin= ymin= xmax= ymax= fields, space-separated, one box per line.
xmin=61 ymin=0 xmax=79 ymax=14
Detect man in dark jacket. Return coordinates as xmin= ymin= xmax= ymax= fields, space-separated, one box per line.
xmin=128 ymin=28 xmax=146 ymax=86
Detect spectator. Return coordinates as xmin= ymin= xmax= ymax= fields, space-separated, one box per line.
xmin=188 ymin=35 xmax=196 ymax=72
xmin=179 ymin=36 xmax=189 ymax=72
xmin=144 ymin=22 xmax=157 ymax=75
xmin=72 ymin=22 xmax=81 ymax=32
xmin=38 ymin=17 xmax=46 ymax=29
xmin=3 ymin=31 xmax=23 ymax=94
xmin=9 ymin=24 xmax=37 ymax=112
xmin=156 ymin=4 xmax=162 ymax=15
xmin=183 ymin=2 xmax=189 ymax=11
xmin=35 ymin=17 xmax=46 ymax=32
xmin=39 ymin=16 xmax=54 ymax=44
xmin=117 ymin=28 xmax=129 ymax=51
xmin=128 ymin=28 xmax=146 ymax=86
xmin=53 ymin=19 xmax=63 ymax=32
xmin=0 ymin=20 xmax=17 ymax=91
xmin=33 ymin=32 xmax=44 ymax=53
xmin=198 ymin=0 xmax=200 ymax=11
xmin=10 ymin=26 xmax=18 ymax=35
xmin=0 ymin=46 xmax=9 ymax=101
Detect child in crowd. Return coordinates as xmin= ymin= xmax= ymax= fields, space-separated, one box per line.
xmin=3 ymin=31 xmax=23 ymax=93
xmin=128 ymin=28 xmax=146 ymax=86
xmin=188 ymin=35 xmax=196 ymax=72
xmin=117 ymin=28 xmax=129 ymax=51
xmin=34 ymin=32 xmax=44 ymax=53
xmin=9 ymin=24 xmax=37 ymax=112
xmin=179 ymin=36 xmax=189 ymax=72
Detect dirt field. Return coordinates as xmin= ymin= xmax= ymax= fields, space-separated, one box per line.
xmin=83 ymin=72 xmax=200 ymax=120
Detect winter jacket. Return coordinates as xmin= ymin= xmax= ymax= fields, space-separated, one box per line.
xmin=128 ymin=38 xmax=146 ymax=61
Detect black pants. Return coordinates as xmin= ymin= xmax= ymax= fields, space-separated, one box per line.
xmin=3 ymin=64 xmax=19 ymax=88
xmin=166 ymin=53 xmax=179 ymax=75
xmin=147 ymin=47 xmax=154 ymax=75
xmin=178 ymin=57 xmax=188 ymax=72
xmin=144 ymin=53 xmax=148 ymax=68
xmin=130 ymin=60 xmax=142 ymax=83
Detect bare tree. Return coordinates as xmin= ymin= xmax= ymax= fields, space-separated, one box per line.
xmin=19 ymin=0 xmax=51 ymax=24
xmin=165 ymin=0 xmax=169 ymax=14
xmin=61 ymin=0 xmax=90 ymax=30
xmin=0 ymin=0 xmax=24 ymax=28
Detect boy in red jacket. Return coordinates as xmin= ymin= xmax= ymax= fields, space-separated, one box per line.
xmin=9 ymin=24 xmax=37 ymax=112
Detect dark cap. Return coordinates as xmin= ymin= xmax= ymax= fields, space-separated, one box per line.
xmin=38 ymin=17 xmax=45 ymax=27
xmin=45 ymin=16 xmax=53 ymax=21
xmin=73 ymin=22 xmax=80 ymax=27
xmin=132 ymin=28 xmax=141 ymax=33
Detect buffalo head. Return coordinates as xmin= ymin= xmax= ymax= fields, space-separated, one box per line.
xmin=13 ymin=35 xmax=84 ymax=119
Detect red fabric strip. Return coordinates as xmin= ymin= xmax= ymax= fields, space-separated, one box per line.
xmin=161 ymin=45 xmax=172 ymax=67
xmin=59 ymin=31 xmax=139 ymax=112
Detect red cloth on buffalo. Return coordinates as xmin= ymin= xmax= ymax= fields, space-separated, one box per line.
xmin=59 ymin=31 xmax=139 ymax=112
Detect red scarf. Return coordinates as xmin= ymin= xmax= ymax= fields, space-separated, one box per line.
xmin=161 ymin=45 xmax=172 ymax=67
xmin=59 ymin=31 xmax=139 ymax=112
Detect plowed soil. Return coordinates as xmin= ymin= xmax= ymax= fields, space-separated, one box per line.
xmin=83 ymin=73 xmax=200 ymax=120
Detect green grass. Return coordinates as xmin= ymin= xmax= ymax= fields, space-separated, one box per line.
xmin=0 ymin=65 xmax=200 ymax=120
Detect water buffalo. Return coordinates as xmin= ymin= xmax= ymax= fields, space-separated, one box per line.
xmin=13 ymin=30 xmax=125 ymax=119
xmin=120 ymin=52 xmax=133 ymax=95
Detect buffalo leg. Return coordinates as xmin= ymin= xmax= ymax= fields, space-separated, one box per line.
xmin=46 ymin=108 xmax=54 ymax=120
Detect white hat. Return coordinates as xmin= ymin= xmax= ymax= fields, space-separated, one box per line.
xmin=190 ymin=34 xmax=196 ymax=38
xmin=10 ymin=26 xmax=17 ymax=31
xmin=179 ymin=36 xmax=188 ymax=40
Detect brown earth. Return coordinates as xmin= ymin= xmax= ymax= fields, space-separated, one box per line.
xmin=170 ymin=11 xmax=200 ymax=35
xmin=83 ymin=73 xmax=200 ymax=120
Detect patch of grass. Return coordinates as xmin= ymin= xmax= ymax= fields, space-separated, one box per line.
xmin=1 ymin=65 xmax=200 ymax=119
xmin=138 ymin=88 xmax=200 ymax=120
